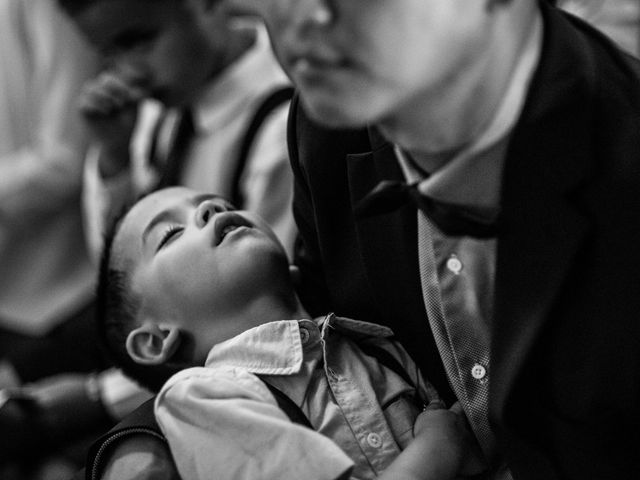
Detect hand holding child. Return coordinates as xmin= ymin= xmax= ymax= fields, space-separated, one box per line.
xmin=412 ymin=400 xmax=487 ymax=479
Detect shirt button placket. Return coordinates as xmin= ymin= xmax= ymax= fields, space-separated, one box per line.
xmin=471 ymin=363 xmax=487 ymax=383
xmin=366 ymin=432 xmax=382 ymax=449
xmin=446 ymin=254 xmax=463 ymax=275
xmin=299 ymin=327 xmax=310 ymax=345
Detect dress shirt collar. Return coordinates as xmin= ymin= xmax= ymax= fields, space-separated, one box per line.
xmin=398 ymin=11 xmax=543 ymax=211
xmin=204 ymin=314 xmax=394 ymax=376
xmin=190 ymin=22 xmax=286 ymax=134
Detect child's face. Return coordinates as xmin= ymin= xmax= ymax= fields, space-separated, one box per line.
xmin=113 ymin=187 xmax=293 ymax=358
xmin=74 ymin=0 xmax=234 ymax=107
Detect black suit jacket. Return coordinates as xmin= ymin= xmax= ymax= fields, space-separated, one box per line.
xmin=289 ymin=3 xmax=640 ymax=479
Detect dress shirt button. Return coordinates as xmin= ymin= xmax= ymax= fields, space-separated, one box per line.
xmin=471 ymin=363 xmax=487 ymax=380
xmin=299 ymin=327 xmax=310 ymax=345
xmin=366 ymin=432 xmax=382 ymax=449
xmin=446 ymin=254 xmax=463 ymax=275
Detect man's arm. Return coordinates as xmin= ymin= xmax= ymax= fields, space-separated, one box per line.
xmin=379 ymin=402 xmax=487 ymax=480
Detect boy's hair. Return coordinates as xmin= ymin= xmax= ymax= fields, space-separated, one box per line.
xmin=96 ymin=203 xmax=192 ymax=392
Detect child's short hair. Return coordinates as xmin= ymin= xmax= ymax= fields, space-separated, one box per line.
xmin=97 ymin=204 xmax=192 ymax=392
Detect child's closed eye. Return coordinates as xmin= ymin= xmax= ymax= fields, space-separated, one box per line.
xmin=156 ymin=225 xmax=183 ymax=251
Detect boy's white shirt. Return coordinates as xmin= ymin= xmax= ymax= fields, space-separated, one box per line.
xmin=155 ymin=315 xmax=435 ymax=480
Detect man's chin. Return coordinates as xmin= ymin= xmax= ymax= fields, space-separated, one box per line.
xmin=301 ymin=91 xmax=378 ymax=129
xmin=300 ymin=94 xmax=374 ymax=130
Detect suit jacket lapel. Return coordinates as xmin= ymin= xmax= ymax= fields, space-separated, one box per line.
xmin=491 ymin=3 xmax=596 ymax=419
xmin=346 ymin=131 xmax=431 ymax=327
xmin=346 ymin=134 xmax=423 ymax=309
xmin=346 ymin=130 xmax=457 ymax=401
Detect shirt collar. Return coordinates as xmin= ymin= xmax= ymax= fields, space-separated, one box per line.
xmin=205 ymin=319 xmax=311 ymax=375
xmin=190 ymin=22 xmax=287 ymax=134
xmin=399 ymin=11 xmax=543 ymax=210
xmin=204 ymin=314 xmax=395 ymax=375
xmin=320 ymin=313 xmax=395 ymax=340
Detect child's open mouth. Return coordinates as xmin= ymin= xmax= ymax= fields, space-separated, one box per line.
xmin=220 ymin=225 xmax=241 ymax=242
xmin=213 ymin=213 xmax=252 ymax=246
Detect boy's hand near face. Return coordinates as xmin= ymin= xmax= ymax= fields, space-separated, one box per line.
xmin=79 ymin=69 xmax=147 ymax=179
xmin=379 ymin=400 xmax=487 ymax=480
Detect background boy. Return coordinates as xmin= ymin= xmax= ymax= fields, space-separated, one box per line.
xmin=55 ymin=0 xmax=295 ymax=433
xmin=58 ymin=0 xmax=296 ymax=258
xmin=100 ymin=186 xmax=484 ymax=480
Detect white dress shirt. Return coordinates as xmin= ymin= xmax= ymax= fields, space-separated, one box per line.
xmin=156 ymin=315 xmax=434 ymax=480
xmin=396 ymin=10 xmax=543 ymax=476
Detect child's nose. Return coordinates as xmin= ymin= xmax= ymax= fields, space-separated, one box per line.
xmin=195 ymin=201 xmax=228 ymax=228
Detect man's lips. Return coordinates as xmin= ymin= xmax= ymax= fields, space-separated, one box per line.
xmin=212 ymin=212 xmax=253 ymax=246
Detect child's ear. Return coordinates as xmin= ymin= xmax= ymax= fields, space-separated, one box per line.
xmin=126 ymin=323 xmax=181 ymax=365
xmin=289 ymin=265 xmax=302 ymax=288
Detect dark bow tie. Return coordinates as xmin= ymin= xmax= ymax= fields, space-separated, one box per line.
xmin=354 ymin=180 xmax=499 ymax=238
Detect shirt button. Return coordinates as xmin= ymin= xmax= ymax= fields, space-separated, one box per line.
xmin=471 ymin=363 xmax=487 ymax=380
xmin=366 ymin=432 xmax=382 ymax=449
xmin=446 ymin=254 xmax=463 ymax=275
xmin=299 ymin=328 xmax=310 ymax=345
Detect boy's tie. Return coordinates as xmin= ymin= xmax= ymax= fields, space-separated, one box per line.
xmin=354 ymin=180 xmax=499 ymax=238
xmin=155 ymin=107 xmax=195 ymax=188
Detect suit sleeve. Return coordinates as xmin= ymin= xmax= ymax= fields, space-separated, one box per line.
xmin=288 ymin=95 xmax=334 ymax=316
xmin=155 ymin=366 xmax=354 ymax=480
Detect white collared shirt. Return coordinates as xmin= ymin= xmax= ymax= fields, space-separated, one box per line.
xmin=155 ymin=315 xmax=435 ymax=480
xmin=395 ymin=10 xmax=543 ymax=473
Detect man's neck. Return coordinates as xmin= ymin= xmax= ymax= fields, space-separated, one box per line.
xmin=378 ymin=1 xmax=539 ymax=171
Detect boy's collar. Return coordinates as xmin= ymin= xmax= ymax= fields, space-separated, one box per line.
xmin=190 ymin=23 xmax=288 ymax=133
xmin=203 ymin=314 xmax=396 ymax=375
